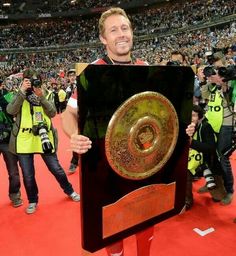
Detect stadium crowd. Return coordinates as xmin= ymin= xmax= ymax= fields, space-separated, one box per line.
xmin=1 ymin=0 xmax=235 ymax=50
xmin=3 ymin=0 xmax=132 ymax=14
xmin=1 ymin=21 xmax=235 ymax=81
xmin=0 ymin=0 xmax=236 ymax=78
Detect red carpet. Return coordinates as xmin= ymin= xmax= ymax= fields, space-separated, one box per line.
xmin=0 ymin=114 xmax=236 ymax=256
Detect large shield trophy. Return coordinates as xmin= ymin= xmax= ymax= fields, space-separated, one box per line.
xmin=76 ymin=63 xmax=194 ymax=252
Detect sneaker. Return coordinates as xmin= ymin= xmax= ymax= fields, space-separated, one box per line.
xmin=9 ymin=192 xmax=23 ymax=208
xmin=70 ymin=192 xmax=80 ymax=202
xmin=68 ymin=163 xmax=78 ymax=173
xmin=12 ymin=198 xmax=23 ymax=208
xmin=221 ymin=193 xmax=233 ymax=205
xmin=26 ymin=203 xmax=37 ymax=214
xmin=197 ymin=185 xmax=208 ymax=194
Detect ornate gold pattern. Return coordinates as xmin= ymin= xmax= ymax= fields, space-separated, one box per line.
xmin=105 ymin=91 xmax=179 ymax=180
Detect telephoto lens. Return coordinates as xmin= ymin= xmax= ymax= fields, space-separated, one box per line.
xmin=38 ymin=125 xmax=53 ymax=153
xmin=203 ymin=167 xmax=216 ymax=190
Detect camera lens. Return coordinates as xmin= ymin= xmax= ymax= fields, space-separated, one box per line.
xmin=31 ymin=78 xmax=42 ymax=88
xmin=203 ymin=168 xmax=216 ymax=190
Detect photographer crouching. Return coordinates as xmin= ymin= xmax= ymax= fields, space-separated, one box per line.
xmin=6 ymin=69 xmax=80 ymax=214
xmin=186 ymin=105 xmax=226 ymax=209
xmin=199 ymin=52 xmax=236 ymax=205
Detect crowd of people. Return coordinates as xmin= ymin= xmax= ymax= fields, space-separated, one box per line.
xmin=0 ymin=2 xmax=235 ymax=81
xmin=1 ymin=0 xmax=235 ymax=49
xmin=2 ymin=0 xmax=132 ymax=14
xmin=1 ymin=22 xmax=235 ymax=82
xmin=132 ymin=0 xmax=235 ymax=35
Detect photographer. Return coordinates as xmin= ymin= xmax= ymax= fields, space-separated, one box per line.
xmin=199 ymin=52 xmax=235 ymax=205
xmin=6 ymin=70 xmax=80 ymax=214
xmin=186 ymin=105 xmax=226 ymax=209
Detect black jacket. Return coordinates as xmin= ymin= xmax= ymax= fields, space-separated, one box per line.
xmin=191 ymin=117 xmax=221 ymax=174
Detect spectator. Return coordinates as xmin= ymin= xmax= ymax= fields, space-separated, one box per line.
xmin=58 ymin=84 xmax=67 ymax=113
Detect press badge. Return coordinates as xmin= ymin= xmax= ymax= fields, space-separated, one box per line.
xmin=34 ymin=112 xmax=43 ymax=123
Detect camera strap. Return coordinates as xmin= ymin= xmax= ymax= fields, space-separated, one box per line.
xmin=29 ymin=103 xmax=36 ymax=126
xmin=29 ymin=103 xmax=34 ymax=116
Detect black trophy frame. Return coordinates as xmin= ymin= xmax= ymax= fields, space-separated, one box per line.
xmin=77 ymin=64 xmax=194 ymax=252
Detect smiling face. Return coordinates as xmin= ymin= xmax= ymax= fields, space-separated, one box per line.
xmin=99 ymin=14 xmax=133 ymax=62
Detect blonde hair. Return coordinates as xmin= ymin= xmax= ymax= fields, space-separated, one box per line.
xmin=98 ymin=7 xmax=132 ymax=36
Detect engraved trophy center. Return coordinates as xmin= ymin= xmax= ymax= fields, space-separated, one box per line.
xmin=129 ymin=116 xmax=159 ymax=156
xmin=105 ymin=91 xmax=179 ymax=180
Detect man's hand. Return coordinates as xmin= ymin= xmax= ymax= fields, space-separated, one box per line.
xmin=207 ymin=74 xmax=224 ymax=85
xmin=20 ymin=78 xmax=31 ymax=93
xmin=33 ymin=87 xmax=43 ymax=97
xmin=70 ymin=134 xmax=92 ymax=154
xmin=186 ymin=122 xmax=195 ymax=137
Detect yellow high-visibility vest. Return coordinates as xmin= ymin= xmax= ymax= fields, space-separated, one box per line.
xmin=16 ymin=100 xmax=55 ymax=153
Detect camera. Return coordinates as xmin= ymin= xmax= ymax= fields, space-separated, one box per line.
xmin=30 ymin=77 xmax=42 ymax=88
xmin=196 ymin=163 xmax=216 ymax=190
xmin=217 ymin=65 xmax=236 ymax=82
xmin=23 ymin=69 xmax=42 ymax=92
xmin=32 ymin=123 xmax=53 ymax=153
xmin=203 ymin=65 xmax=236 ymax=82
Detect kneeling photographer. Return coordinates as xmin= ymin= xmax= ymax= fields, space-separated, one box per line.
xmin=199 ymin=52 xmax=235 ymax=205
xmin=7 ymin=69 xmax=80 ymax=214
xmin=186 ymin=105 xmax=226 ymax=209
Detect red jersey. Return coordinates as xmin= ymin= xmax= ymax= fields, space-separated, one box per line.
xmin=67 ymin=57 xmax=147 ymax=108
